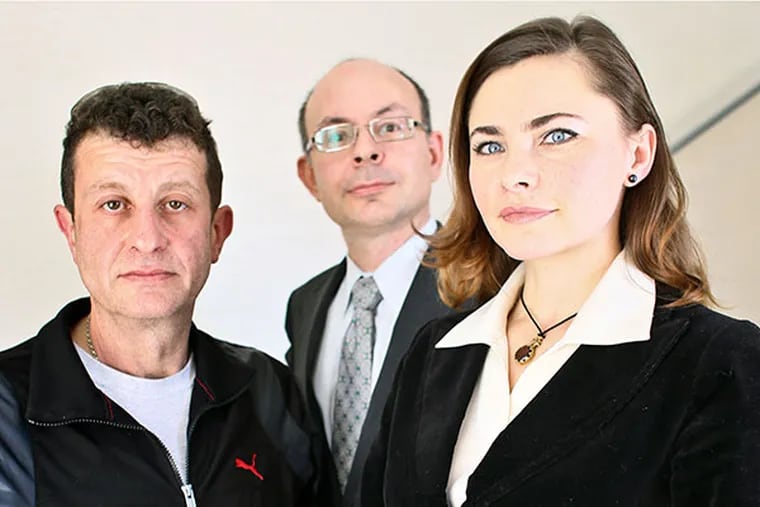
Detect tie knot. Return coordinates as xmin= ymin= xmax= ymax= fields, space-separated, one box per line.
xmin=351 ymin=276 xmax=383 ymax=312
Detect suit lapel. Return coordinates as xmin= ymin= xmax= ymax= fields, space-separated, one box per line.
xmin=293 ymin=260 xmax=346 ymax=392
xmin=466 ymin=305 xmax=690 ymax=504
xmin=376 ymin=263 xmax=453 ymax=410
xmin=343 ymin=264 xmax=456 ymax=502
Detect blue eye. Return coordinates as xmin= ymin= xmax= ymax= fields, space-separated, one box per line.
xmin=544 ymin=129 xmax=577 ymax=144
xmin=473 ymin=141 xmax=504 ymax=155
xmin=328 ymin=131 xmax=345 ymax=143
xmin=317 ymin=124 xmax=354 ymax=149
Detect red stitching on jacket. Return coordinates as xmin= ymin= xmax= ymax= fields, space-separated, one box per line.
xmin=195 ymin=378 xmax=216 ymax=401
xmin=102 ymin=394 xmax=114 ymax=420
xmin=235 ymin=453 xmax=264 ymax=481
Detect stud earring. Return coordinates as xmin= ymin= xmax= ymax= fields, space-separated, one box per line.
xmin=627 ymin=174 xmax=638 ymax=185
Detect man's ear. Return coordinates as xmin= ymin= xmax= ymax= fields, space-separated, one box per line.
xmin=54 ymin=204 xmax=78 ymax=260
xmin=426 ymin=130 xmax=444 ymax=181
xmin=297 ymin=155 xmax=321 ymax=201
xmin=210 ymin=205 xmax=234 ymax=264
xmin=627 ymin=123 xmax=657 ymax=184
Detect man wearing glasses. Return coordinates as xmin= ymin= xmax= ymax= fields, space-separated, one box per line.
xmin=0 ymin=82 xmax=331 ymax=506
xmin=285 ymin=58 xmax=461 ymax=505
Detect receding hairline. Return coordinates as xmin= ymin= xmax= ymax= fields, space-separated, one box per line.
xmin=299 ymin=58 xmax=427 ymax=143
xmin=75 ymin=129 xmax=207 ymax=150
xmin=70 ymin=131 xmax=211 ymax=182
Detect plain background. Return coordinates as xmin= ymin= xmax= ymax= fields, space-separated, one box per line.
xmin=1 ymin=2 xmax=759 ymax=361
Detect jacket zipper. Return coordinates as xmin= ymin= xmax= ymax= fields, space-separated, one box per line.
xmin=180 ymin=408 xmax=209 ymax=507
xmin=180 ymin=484 xmax=196 ymax=507
xmin=151 ymin=430 xmax=195 ymax=507
xmin=29 ymin=417 xmax=196 ymax=506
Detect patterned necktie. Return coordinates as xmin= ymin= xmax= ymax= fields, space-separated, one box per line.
xmin=331 ymin=276 xmax=383 ymax=491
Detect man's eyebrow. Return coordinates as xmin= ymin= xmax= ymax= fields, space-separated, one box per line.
xmin=373 ymin=103 xmax=406 ymax=117
xmin=85 ymin=181 xmax=128 ymax=196
xmin=316 ymin=116 xmax=352 ymax=129
xmin=85 ymin=181 xmax=202 ymax=197
xmin=157 ymin=181 xmax=202 ymax=195
xmin=314 ymin=103 xmax=411 ymax=132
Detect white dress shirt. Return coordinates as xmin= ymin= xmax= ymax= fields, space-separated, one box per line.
xmin=436 ymin=251 xmax=656 ymax=506
xmin=314 ymin=218 xmax=437 ymax=446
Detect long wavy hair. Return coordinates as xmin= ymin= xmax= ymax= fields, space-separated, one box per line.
xmin=428 ymin=16 xmax=714 ymax=309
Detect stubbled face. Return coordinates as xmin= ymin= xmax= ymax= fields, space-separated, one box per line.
xmin=298 ymin=60 xmax=442 ymax=237
xmin=467 ymin=54 xmax=650 ymax=262
xmin=55 ymin=134 xmax=232 ymax=321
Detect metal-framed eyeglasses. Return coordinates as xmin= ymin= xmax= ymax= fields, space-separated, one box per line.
xmin=306 ymin=116 xmax=428 ymax=153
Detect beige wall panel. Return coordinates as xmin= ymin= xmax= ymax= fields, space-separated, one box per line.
xmin=677 ymin=94 xmax=760 ymax=322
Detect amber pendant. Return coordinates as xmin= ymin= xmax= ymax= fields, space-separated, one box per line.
xmin=514 ymin=334 xmax=543 ymax=365
xmin=514 ymin=345 xmax=534 ymax=364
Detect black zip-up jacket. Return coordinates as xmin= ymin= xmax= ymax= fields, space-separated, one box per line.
xmin=0 ymin=299 xmax=337 ymax=506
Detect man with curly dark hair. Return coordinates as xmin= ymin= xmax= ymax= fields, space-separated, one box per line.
xmin=0 ymin=82 xmax=333 ymax=506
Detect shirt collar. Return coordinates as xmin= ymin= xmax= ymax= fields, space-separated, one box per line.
xmin=435 ymin=263 xmax=524 ymax=349
xmin=25 ymin=298 xmax=258 ymax=424
xmin=435 ymin=250 xmax=655 ymax=349
xmin=563 ymin=250 xmax=655 ymax=346
xmin=344 ymin=217 xmax=436 ymax=311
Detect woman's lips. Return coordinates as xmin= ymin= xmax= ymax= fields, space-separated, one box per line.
xmin=498 ymin=207 xmax=555 ymax=224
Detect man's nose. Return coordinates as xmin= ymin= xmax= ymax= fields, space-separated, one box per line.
xmin=129 ymin=208 xmax=169 ymax=253
xmin=352 ymin=127 xmax=385 ymax=167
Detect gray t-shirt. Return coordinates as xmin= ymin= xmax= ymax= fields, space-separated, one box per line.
xmin=74 ymin=345 xmax=195 ymax=484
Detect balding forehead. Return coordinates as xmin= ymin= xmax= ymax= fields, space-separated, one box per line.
xmin=305 ymin=60 xmax=422 ymax=128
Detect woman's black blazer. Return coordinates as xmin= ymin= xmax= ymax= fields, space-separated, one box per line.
xmin=360 ymin=291 xmax=760 ymax=506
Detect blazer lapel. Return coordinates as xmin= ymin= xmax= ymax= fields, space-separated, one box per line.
xmin=389 ymin=264 xmax=453 ymax=364
xmin=415 ymin=343 xmax=491 ymax=496
xmin=375 ymin=264 xmax=453 ymax=410
xmin=466 ymin=305 xmax=690 ymax=504
xmin=292 ymin=260 xmax=346 ymax=392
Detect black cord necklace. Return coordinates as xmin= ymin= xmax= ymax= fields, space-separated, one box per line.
xmin=514 ymin=291 xmax=578 ymax=365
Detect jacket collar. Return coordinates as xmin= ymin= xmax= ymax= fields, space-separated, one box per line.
xmin=466 ymin=299 xmax=687 ymax=503
xmin=26 ymin=298 xmax=253 ymax=425
xmin=296 ymin=260 xmax=347 ymax=392
xmin=341 ymin=217 xmax=437 ymax=319
xmin=413 ymin=289 xmax=689 ymax=502
xmin=436 ymin=250 xmax=655 ymax=350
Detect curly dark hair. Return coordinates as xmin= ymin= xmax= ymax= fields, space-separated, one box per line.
xmin=60 ymin=82 xmax=223 ymax=213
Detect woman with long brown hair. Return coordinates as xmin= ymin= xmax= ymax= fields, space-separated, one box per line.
xmin=360 ymin=16 xmax=760 ymax=506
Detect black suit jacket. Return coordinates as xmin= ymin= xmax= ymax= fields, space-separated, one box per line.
xmin=361 ymin=291 xmax=760 ymax=506
xmin=285 ymin=258 xmax=458 ymax=506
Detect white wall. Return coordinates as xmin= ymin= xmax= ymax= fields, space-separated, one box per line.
xmin=678 ymin=94 xmax=760 ymax=322
xmin=1 ymin=2 xmax=759 ymax=360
